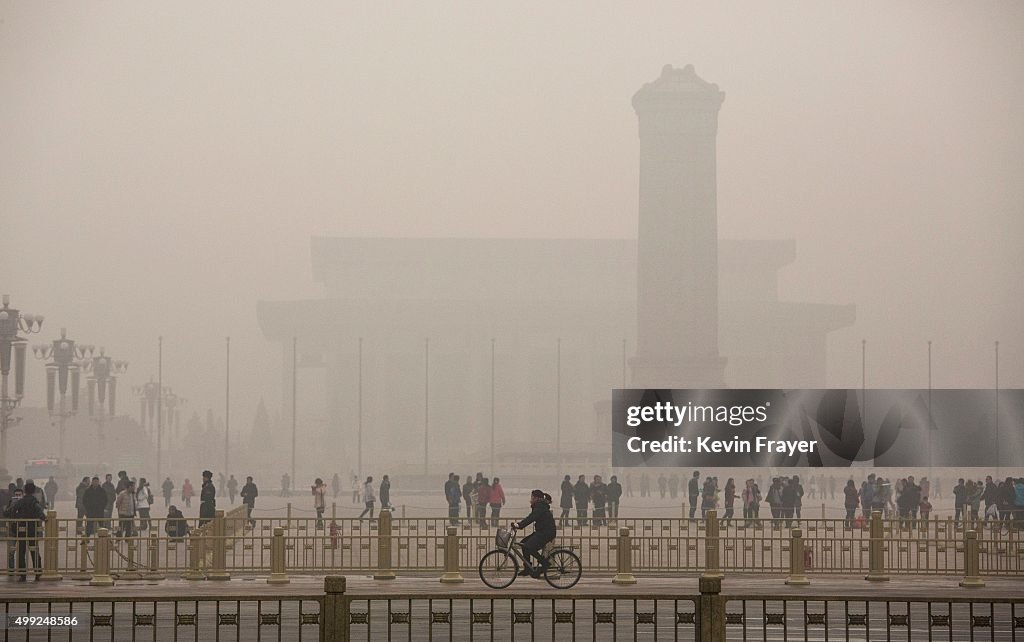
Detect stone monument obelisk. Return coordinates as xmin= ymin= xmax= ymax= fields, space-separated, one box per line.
xmin=629 ymin=64 xmax=727 ymax=388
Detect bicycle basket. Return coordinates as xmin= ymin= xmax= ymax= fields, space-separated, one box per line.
xmin=495 ymin=527 xmax=512 ymax=549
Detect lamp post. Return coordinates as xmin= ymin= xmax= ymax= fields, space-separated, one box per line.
xmin=161 ymin=388 xmax=183 ymax=474
xmin=0 ymin=295 xmax=44 ymax=469
xmin=32 ymin=328 xmax=87 ymax=460
xmin=80 ymin=347 xmax=128 ymax=455
xmin=132 ymin=378 xmax=162 ymax=436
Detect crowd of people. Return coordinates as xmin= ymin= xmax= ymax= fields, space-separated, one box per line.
xmin=444 ymin=473 xmax=508 ymax=527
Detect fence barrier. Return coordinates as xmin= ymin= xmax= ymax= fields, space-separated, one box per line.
xmin=1 ymin=512 xmax=1022 ymax=580
xmin=1 ymin=575 xmax=1020 ymax=640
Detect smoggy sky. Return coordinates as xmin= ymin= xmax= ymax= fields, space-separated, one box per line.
xmin=2 ymin=1 xmax=1021 ymax=434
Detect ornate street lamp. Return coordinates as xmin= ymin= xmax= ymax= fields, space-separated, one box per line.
xmin=0 ymin=294 xmax=44 ymax=469
xmin=32 ymin=328 xmax=87 ymax=460
xmin=132 ymin=377 xmax=162 ymax=436
xmin=80 ymin=347 xmax=128 ymax=452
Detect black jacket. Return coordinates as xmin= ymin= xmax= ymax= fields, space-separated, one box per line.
xmin=10 ymin=495 xmax=45 ymax=537
xmin=559 ymin=480 xmax=573 ymax=509
xmin=573 ymin=481 xmax=590 ymax=508
xmin=201 ymin=481 xmax=216 ymax=505
xmin=241 ymin=482 xmax=258 ymax=506
xmin=518 ymin=501 xmax=556 ymax=542
xmin=83 ymin=485 xmax=108 ymax=517
xmin=607 ymin=482 xmax=622 ymax=502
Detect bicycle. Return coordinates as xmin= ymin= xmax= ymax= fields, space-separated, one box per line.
xmin=478 ymin=525 xmax=582 ymax=589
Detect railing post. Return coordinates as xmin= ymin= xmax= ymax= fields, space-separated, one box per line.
xmin=208 ymin=509 xmax=230 ymax=581
xmin=401 ymin=505 xmax=406 ymax=519
xmin=286 ymin=502 xmax=292 ymax=532
xmin=702 ymin=509 xmax=723 ymax=579
xmin=89 ymin=528 xmax=114 ymax=587
xmin=183 ymin=532 xmax=206 ymax=580
xmin=785 ymin=527 xmax=810 ymax=585
xmin=322 ymin=575 xmax=350 ymax=642
xmin=267 ymin=527 xmax=290 ymax=584
xmin=821 ymin=503 xmax=825 ymax=519
xmin=38 ymin=510 xmax=62 ymax=581
xmin=612 ymin=527 xmax=637 ymax=585
xmin=439 ymin=526 xmax=464 ymax=583
xmin=373 ymin=509 xmax=396 ymax=580
xmin=698 ymin=576 xmax=725 ymax=642
xmin=865 ymin=510 xmax=889 ymax=582
xmin=959 ymin=530 xmax=985 ymax=588
xmin=120 ymin=533 xmax=143 ymax=580
xmin=144 ymin=531 xmax=165 ymax=580
xmin=70 ymin=534 xmax=91 ymax=580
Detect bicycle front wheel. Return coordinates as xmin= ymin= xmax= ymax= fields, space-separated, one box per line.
xmin=479 ymin=549 xmax=519 ymax=589
xmin=544 ymin=548 xmax=582 ymax=589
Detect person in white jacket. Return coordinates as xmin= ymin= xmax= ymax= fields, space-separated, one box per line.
xmin=115 ymin=481 xmax=137 ymax=538
xmin=136 ymin=478 xmax=154 ymax=531
xmin=359 ymin=477 xmax=376 ymax=518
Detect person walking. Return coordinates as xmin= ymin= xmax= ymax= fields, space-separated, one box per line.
xmin=607 ymin=475 xmax=622 ymax=519
xmin=723 ymin=478 xmax=736 ymax=524
xmin=331 ymin=473 xmax=341 ymax=499
xmin=161 ymin=477 xmax=174 ymax=507
xmin=573 ymin=475 xmax=590 ymax=527
xmin=312 ymin=478 xmax=327 ymax=529
xmin=199 ymin=470 xmax=216 ymax=528
xmin=181 ymin=479 xmax=194 ymax=509
xmin=136 ymin=478 xmax=154 ymax=532
xmin=115 ymin=480 xmax=137 ymax=538
xmin=558 ymin=475 xmax=573 ymax=525
xmin=379 ymin=475 xmax=391 ymax=511
xmin=227 ymin=475 xmax=238 ymax=505
xmin=82 ymin=477 xmax=107 ymax=536
xmin=43 ymin=477 xmax=58 ymax=508
xmin=241 ymin=476 xmax=258 ymax=528
xmin=358 ymin=477 xmax=376 ymax=518
xmin=489 ymin=477 xmax=506 ymax=527
xmin=218 ymin=473 xmax=226 ymax=497
xmin=280 ymin=473 xmax=291 ymax=498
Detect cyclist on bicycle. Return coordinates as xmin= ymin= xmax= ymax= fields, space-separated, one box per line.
xmin=510 ymin=489 xmax=556 ymax=577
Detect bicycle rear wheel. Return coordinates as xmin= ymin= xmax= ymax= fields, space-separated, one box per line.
xmin=544 ymin=548 xmax=582 ymax=589
xmin=479 ymin=549 xmax=519 ymax=589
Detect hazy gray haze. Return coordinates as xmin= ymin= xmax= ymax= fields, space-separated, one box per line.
xmin=2 ymin=1 xmax=1022 ymax=453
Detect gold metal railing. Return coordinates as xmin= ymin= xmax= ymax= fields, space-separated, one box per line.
xmin=2 ymin=510 xmax=1021 ymax=579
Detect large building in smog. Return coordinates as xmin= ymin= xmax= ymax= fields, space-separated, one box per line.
xmin=257 ymin=65 xmax=855 ymax=474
